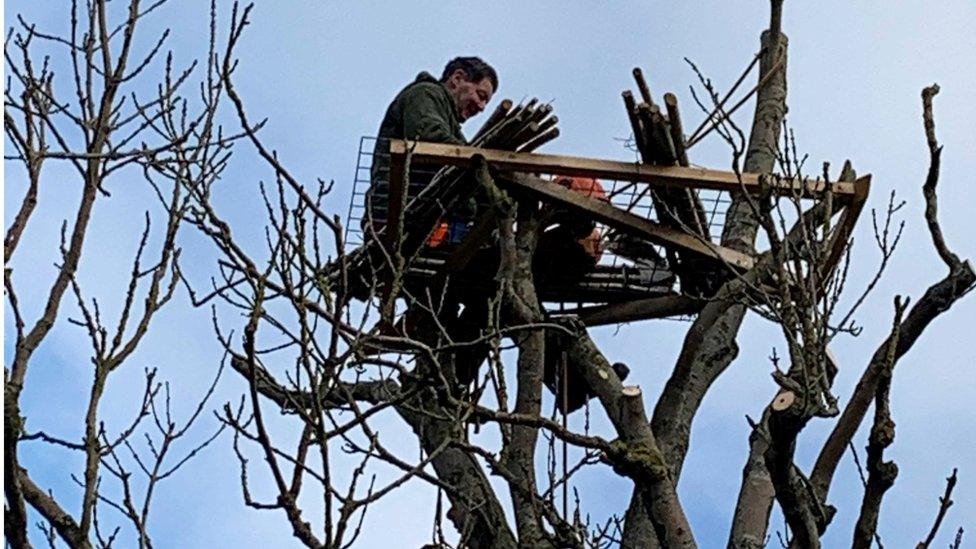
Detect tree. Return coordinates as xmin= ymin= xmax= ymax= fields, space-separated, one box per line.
xmin=5 ymin=1 xmax=973 ymax=548
xmin=4 ymin=1 xmax=236 ymax=545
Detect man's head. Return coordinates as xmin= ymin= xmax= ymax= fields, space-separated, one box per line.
xmin=441 ymin=57 xmax=498 ymax=122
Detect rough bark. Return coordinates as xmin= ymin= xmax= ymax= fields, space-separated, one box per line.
xmin=561 ymin=319 xmax=696 ymax=548
xmin=396 ymin=386 xmax=518 ymax=549
xmin=850 ymin=354 xmax=898 ymax=549
xmin=497 ymin=181 xmax=552 ymax=548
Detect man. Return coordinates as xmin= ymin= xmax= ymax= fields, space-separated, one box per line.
xmin=365 ymin=57 xmax=498 ymax=229
xmin=365 ymin=61 xmax=622 ymax=413
xmin=534 ymin=176 xmax=608 ymax=286
xmin=364 ymin=57 xmax=498 ymax=391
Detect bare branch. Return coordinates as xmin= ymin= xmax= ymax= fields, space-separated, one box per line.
xmin=916 ymin=469 xmax=959 ymax=549
xmin=851 ymin=297 xmax=907 ymax=549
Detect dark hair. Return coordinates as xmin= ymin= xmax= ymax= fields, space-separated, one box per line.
xmin=441 ymin=56 xmax=498 ymax=92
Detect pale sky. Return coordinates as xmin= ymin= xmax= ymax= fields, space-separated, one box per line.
xmin=4 ymin=1 xmax=974 ymax=547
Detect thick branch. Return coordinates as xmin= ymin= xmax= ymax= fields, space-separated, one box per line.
xmin=18 ymin=466 xmax=93 ymax=549
xmin=396 ymin=378 xmax=518 ymax=549
xmin=810 ymin=87 xmax=975 ymax=499
xmin=720 ymin=29 xmax=789 ymax=255
xmin=764 ymin=394 xmax=829 ymax=549
xmin=851 ymin=298 xmax=905 ymax=549
xmin=228 ymin=355 xmax=399 ymax=411
xmin=493 ymin=166 xmax=552 ymax=547
xmin=645 ymin=30 xmax=788 ymax=543
xmin=559 ymin=318 xmax=695 ymax=548
xmin=727 ymin=411 xmax=775 ymax=549
xmin=651 ymin=22 xmax=789 ymax=484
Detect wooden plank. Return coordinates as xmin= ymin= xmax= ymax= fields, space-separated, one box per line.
xmin=389 ymin=139 xmax=858 ymax=199
xmin=500 ymin=173 xmax=756 ymax=270
xmin=821 ymin=175 xmax=871 ymax=280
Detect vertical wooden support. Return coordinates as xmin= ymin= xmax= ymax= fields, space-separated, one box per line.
xmin=380 ymin=151 xmax=407 ymax=320
xmin=663 ymin=93 xmax=689 ymax=167
xmin=822 ymin=175 xmax=871 ymax=279
xmin=632 ymin=67 xmax=655 ymax=107
xmin=622 ymin=91 xmax=647 ymax=156
xmin=385 ymin=152 xmax=407 ymax=252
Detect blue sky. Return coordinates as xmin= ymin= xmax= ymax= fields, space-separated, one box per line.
xmin=4 ymin=1 xmax=974 ymax=547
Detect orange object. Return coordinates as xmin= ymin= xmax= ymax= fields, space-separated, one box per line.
xmin=427 ymin=221 xmax=449 ymax=247
xmin=553 ymin=176 xmax=607 ymax=201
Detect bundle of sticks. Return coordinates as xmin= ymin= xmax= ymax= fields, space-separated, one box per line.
xmin=387 ymin=96 xmax=560 ymax=240
xmin=612 ymin=68 xmax=717 ymax=295
xmin=470 ymin=97 xmax=560 ymax=152
xmin=620 ymin=67 xmax=708 ymax=236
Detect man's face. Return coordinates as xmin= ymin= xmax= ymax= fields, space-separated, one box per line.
xmin=446 ymin=70 xmax=494 ymax=122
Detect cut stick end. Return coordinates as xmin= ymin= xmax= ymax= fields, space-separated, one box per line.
xmin=621 ymin=385 xmax=642 ymax=398
xmin=771 ymin=391 xmax=795 ymax=411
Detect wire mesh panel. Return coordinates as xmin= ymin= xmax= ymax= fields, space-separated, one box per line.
xmin=344 ymin=136 xmax=736 ymax=310
xmin=600 ymin=178 xmax=732 ymax=296
xmin=344 ymin=136 xmax=375 ymax=248
xmin=345 ymin=137 xmax=461 ymax=250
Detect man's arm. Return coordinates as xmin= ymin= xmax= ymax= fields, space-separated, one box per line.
xmin=401 ymin=84 xmax=465 ymax=145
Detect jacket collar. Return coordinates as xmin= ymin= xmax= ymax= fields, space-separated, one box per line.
xmin=415 ymin=72 xmax=461 ymax=121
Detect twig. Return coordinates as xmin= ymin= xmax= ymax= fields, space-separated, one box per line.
xmin=916 ymin=469 xmax=958 ymax=548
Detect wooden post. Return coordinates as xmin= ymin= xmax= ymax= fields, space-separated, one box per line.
xmin=622 ymin=91 xmax=648 ymax=156
xmin=632 ymin=67 xmax=655 ymax=107
xmin=384 ymin=151 xmax=407 ymax=252
xmin=821 ymin=175 xmax=871 ymax=279
xmin=664 ymin=93 xmax=689 ymax=167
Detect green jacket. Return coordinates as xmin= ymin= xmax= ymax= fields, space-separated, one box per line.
xmin=367 ymin=72 xmax=466 ymax=225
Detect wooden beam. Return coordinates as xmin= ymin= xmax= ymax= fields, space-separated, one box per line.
xmin=822 ymin=175 xmax=871 ymax=279
xmin=500 ymin=173 xmax=756 ymax=270
xmin=389 ymin=139 xmax=859 ymax=199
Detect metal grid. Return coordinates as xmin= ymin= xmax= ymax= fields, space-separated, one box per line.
xmin=344 ymin=136 xmax=375 ymax=248
xmin=346 ymin=136 xmax=453 ymax=248
xmin=344 ymin=136 xmax=733 ymax=307
xmin=600 ymin=178 xmax=731 ymax=296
